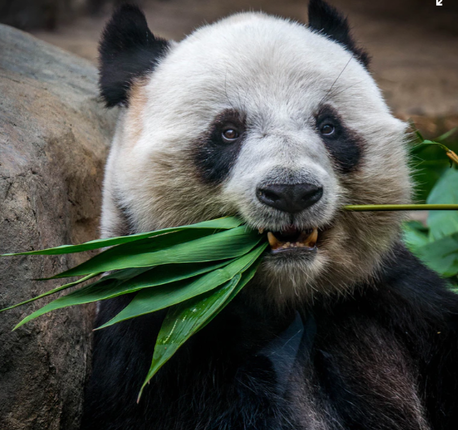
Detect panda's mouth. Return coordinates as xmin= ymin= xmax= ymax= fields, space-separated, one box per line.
xmin=263 ymin=225 xmax=318 ymax=254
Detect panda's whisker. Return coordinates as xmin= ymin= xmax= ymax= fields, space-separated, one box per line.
xmin=325 ymin=79 xmax=366 ymax=101
xmin=224 ymin=71 xmax=237 ymax=112
xmin=317 ymin=56 xmax=353 ymax=107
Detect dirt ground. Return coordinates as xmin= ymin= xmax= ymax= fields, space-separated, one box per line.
xmin=31 ymin=0 xmax=458 ymax=133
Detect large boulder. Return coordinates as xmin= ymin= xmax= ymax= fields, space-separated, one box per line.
xmin=0 ymin=24 xmax=117 ymax=429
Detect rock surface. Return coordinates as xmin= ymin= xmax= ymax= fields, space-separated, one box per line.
xmin=0 ymin=24 xmax=117 ymax=430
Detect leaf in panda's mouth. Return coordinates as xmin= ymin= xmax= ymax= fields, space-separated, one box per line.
xmin=2 ymin=204 xmax=456 ymax=401
xmin=267 ymin=227 xmax=318 ymax=253
xmin=0 ymin=216 xmax=268 ymax=401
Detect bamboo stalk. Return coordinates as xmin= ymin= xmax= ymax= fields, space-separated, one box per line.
xmin=344 ymin=204 xmax=458 ymax=211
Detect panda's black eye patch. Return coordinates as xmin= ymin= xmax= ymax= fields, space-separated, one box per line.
xmin=315 ymin=106 xmax=364 ymax=173
xmin=192 ymin=109 xmax=246 ymax=185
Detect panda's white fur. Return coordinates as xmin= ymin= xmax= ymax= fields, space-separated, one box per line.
xmin=81 ymin=3 xmax=458 ymax=430
xmin=102 ymin=11 xmax=410 ymax=304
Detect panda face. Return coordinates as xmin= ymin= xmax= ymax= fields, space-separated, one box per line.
xmin=102 ymin=6 xmax=411 ymax=303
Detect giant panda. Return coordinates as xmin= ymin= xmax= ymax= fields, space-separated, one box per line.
xmin=81 ymin=1 xmax=458 ymax=429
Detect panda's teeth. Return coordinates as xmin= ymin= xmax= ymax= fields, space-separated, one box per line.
xmin=267 ymin=232 xmax=282 ymax=250
xmin=258 ymin=228 xmax=265 ymax=234
xmin=301 ymin=228 xmax=318 ymax=248
xmin=268 ymin=228 xmax=319 ymax=251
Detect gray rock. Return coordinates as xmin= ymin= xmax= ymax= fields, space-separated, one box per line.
xmin=0 ymin=24 xmax=117 ymax=430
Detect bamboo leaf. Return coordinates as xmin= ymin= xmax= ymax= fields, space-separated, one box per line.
xmin=402 ymin=221 xmax=429 ymax=252
xmin=412 ymin=160 xmax=449 ymax=202
xmin=47 ymin=229 xmax=216 ymax=279
xmin=97 ymin=244 xmax=267 ymax=329
xmin=198 ymin=256 xmax=264 ymax=331
xmin=2 ymin=217 xmax=243 ymax=256
xmin=416 ymin=131 xmax=424 ymax=141
xmin=53 ymin=226 xmax=261 ymax=278
xmin=427 ymin=168 xmax=458 ymax=241
xmin=413 ymin=232 xmax=458 ymax=277
xmin=409 ymin=128 xmax=458 ymax=200
xmin=435 ymin=127 xmax=457 ymax=142
xmin=12 ymin=261 xmax=230 ymax=329
xmin=138 ymin=261 xmax=260 ymax=401
xmin=0 ymin=273 xmax=98 ymax=313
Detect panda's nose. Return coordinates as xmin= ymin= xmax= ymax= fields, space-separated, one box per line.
xmin=256 ymin=183 xmax=323 ymax=213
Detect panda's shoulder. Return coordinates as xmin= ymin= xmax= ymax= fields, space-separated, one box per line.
xmin=376 ymin=243 xmax=457 ymax=321
xmin=314 ymin=242 xmax=458 ymax=345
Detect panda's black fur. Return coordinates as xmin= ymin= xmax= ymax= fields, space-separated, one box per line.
xmin=82 ymin=245 xmax=458 ymax=429
xmin=307 ymin=0 xmax=370 ymax=68
xmin=81 ymin=1 xmax=458 ymax=429
xmin=98 ymin=4 xmax=170 ymax=107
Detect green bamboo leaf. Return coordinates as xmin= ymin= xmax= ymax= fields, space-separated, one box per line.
xmin=414 ymin=128 xmax=424 ymax=142
xmin=427 ymin=168 xmax=458 ymax=241
xmin=53 ymin=226 xmax=262 ymax=278
xmin=412 ymin=159 xmax=449 ymax=202
xmin=137 ymin=275 xmax=241 ymax=400
xmin=409 ymin=129 xmax=458 ymax=200
xmin=2 ymin=217 xmax=243 ymax=256
xmin=412 ymin=139 xmax=451 ymax=153
xmin=402 ymin=221 xmax=429 ymax=252
xmin=435 ymin=127 xmax=457 ymax=142
xmin=138 ymin=261 xmax=259 ymax=401
xmin=416 ymin=132 xmax=424 ymax=140
xmin=0 ymin=273 xmax=98 ymax=313
xmin=97 ymin=244 xmax=266 ymax=329
xmin=413 ymin=232 xmax=458 ymax=277
xmin=13 ymin=261 xmax=230 ymax=329
xmin=197 ymin=253 xmax=265 ymax=331
xmin=47 ymin=228 xmax=217 ymax=279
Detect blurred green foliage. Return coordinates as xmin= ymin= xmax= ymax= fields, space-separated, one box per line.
xmin=404 ymin=127 xmax=458 ymax=288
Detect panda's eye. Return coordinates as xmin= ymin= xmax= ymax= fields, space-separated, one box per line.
xmin=222 ymin=128 xmax=239 ymax=143
xmin=320 ymin=124 xmax=335 ymax=136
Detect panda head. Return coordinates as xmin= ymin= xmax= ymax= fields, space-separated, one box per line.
xmin=100 ymin=1 xmax=411 ymax=304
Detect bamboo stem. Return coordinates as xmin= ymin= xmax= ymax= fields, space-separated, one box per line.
xmin=447 ymin=150 xmax=458 ymax=165
xmin=344 ymin=204 xmax=458 ymax=211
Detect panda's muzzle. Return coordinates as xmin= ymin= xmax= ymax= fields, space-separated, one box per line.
xmin=255 ymin=182 xmax=323 ymax=254
xmin=266 ymin=226 xmax=318 ymax=254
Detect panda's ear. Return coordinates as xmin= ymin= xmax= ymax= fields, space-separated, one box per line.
xmin=98 ymin=4 xmax=170 ymax=107
xmin=308 ymin=0 xmax=369 ymax=68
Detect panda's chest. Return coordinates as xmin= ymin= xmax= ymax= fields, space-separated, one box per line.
xmin=147 ymin=305 xmax=429 ymax=430
xmin=150 ymin=311 xmax=322 ymax=430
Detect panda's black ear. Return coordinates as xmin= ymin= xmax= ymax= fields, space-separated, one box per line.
xmin=308 ymin=0 xmax=369 ymax=68
xmin=99 ymin=4 xmax=170 ymax=107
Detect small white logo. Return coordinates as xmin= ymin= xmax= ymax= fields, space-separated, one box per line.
xmin=436 ymin=0 xmax=443 ymax=5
